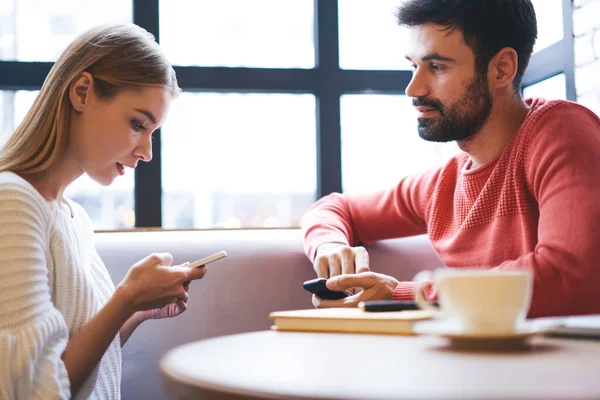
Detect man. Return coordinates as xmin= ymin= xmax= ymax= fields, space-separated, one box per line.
xmin=302 ymin=0 xmax=600 ymax=318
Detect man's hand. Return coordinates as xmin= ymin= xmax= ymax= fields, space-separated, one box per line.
xmin=312 ymin=271 xmax=400 ymax=309
xmin=313 ymin=243 xmax=370 ymax=278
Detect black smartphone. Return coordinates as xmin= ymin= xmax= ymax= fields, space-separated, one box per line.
xmin=303 ymin=278 xmax=352 ymax=300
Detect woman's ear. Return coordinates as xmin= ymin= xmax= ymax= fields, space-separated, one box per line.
xmin=69 ymin=72 xmax=94 ymax=112
xmin=488 ymin=47 xmax=518 ymax=91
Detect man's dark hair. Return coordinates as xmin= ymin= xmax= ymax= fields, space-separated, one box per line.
xmin=397 ymin=0 xmax=537 ymax=93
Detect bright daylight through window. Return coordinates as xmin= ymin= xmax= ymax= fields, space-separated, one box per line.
xmin=0 ymin=0 xmax=571 ymax=229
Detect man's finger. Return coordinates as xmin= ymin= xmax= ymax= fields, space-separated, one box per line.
xmin=327 ymin=254 xmax=342 ymax=278
xmin=327 ymin=272 xmax=376 ymax=291
xmin=340 ymin=247 xmax=355 ymax=275
xmin=354 ymin=247 xmax=370 ymax=274
xmin=313 ymin=294 xmax=356 ymax=309
xmin=314 ymin=256 xmax=330 ymax=278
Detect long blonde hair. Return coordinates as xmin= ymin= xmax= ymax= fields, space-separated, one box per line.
xmin=0 ymin=23 xmax=180 ymax=174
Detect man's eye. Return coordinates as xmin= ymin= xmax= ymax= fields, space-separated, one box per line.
xmin=431 ymin=64 xmax=445 ymax=72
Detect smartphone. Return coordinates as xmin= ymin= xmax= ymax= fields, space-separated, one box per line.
xmin=303 ymin=278 xmax=352 ymax=300
xmin=187 ymin=251 xmax=227 ymax=268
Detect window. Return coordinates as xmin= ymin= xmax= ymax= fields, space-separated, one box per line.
xmin=341 ymin=95 xmax=458 ymax=193
xmin=161 ymin=93 xmax=316 ymax=228
xmin=0 ymin=0 xmax=576 ymax=229
xmin=0 ymin=0 xmax=131 ymax=61
xmin=0 ymin=90 xmax=37 ymax=149
xmin=523 ymin=73 xmax=567 ymax=101
xmin=531 ymin=0 xmax=564 ymax=53
xmin=338 ymin=0 xmax=409 ymax=70
xmin=523 ymin=0 xmax=575 ymax=100
xmin=159 ymin=0 xmax=314 ymax=68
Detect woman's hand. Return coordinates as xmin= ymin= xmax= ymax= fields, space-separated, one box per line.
xmin=117 ymin=253 xmax=207 ymax=314
xmin=137 ymin=281 xmax=194 ymax=320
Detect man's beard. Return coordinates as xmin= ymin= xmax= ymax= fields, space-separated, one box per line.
xmin=413 ymin=73 xmax=493 ymax=143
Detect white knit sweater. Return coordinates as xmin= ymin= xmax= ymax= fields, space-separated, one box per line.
xmin=0 ymin=172 xmax=122 ymax=400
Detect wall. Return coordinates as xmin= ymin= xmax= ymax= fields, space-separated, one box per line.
xmin=574 ymin=0 xmax=600 ymax=115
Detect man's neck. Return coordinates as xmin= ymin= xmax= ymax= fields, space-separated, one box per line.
xmin=459 ymin=97 xmax=530 ymax=169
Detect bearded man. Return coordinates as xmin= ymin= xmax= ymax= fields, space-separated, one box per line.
xmin=301 ymin=0 xmax=600 ymax=318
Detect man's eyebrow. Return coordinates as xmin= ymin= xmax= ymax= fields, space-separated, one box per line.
xmin=134 ymin=109 xmax=156 ymax=124
xmin=405 ymin=53 xmax=456 ymax=63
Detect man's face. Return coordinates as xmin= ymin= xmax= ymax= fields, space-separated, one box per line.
xmin=405 ymin=23 xmax=492 ymax=143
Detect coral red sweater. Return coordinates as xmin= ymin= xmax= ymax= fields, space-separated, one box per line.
xmin=302 ymin=99 xmax=600 ymax=318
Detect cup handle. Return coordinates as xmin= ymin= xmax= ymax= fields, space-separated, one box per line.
xmin=413 ymin=270 xmax=437 ymax=311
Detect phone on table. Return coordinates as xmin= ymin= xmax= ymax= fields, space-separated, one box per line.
xmin=303 ymin=278 xmax=352 ymax=300
xmin=187 ymin=251 xmax=227 ymax=268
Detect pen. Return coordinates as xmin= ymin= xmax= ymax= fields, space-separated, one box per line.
xmin=358 ymin=300 xmax=439 ymax=312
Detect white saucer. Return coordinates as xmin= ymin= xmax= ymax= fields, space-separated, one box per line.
xmin=414 ymin=319 xmax=547 ymax=342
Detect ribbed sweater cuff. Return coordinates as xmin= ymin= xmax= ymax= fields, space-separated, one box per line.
xmin=392 ymin=281 xmax=416 ymax=301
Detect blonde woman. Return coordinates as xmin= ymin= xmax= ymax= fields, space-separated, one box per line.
xmin=0 ymin=24 xmax=207 ymax=399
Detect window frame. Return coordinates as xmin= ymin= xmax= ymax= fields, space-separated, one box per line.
xmin=522 ymin=0 xmax=576 ymax=100
xmin=0 ymin=0 xmax=575 ymax=228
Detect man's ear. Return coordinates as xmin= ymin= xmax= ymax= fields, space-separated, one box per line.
xmin=69 ymin=72 xmax=94 ymax=112
xmin=488 ymin=47 xmax=518 ymax=91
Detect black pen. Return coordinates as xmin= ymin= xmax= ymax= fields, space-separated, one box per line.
xmin=358 ymin=300 xmax=439 ymax=312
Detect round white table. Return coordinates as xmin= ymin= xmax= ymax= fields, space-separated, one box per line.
xmin=160 ymin=330 xmax=600 ymax=400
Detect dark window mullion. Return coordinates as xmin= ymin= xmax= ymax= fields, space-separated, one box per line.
xmin=522 ymin=41 xmax=567 ymax=87
xmin=315 ymin=0 xmax=342 ymax=198
xmin=0 ymin=61 xmax=50 ymax=89
xmin=562 ymin=0 xmax=576 ymax=101
xmin=133 ymin=0 xmax=162 ymax=227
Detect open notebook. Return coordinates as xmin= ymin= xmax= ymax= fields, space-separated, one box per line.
xmin=269 ymin=308 xmax=434 ymax=335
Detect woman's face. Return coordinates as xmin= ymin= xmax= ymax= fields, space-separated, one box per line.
xmin=69 ymin=75 xmax=173 ymax=186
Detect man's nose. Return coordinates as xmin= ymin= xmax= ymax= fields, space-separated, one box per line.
xmin=405 ymin=68 xmax=430 ymax=99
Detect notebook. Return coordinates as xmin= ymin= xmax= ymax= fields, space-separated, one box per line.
xmin=269 ymin=308 xmax=434 ymax=335
xmin=534 ymin=315 xmax=600 ymax=339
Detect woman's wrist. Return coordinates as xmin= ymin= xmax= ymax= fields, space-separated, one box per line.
xmin=126 ymin=311 xmax=146 ymax=328
xmin=113 ymin=284 xmax=137 ymax=321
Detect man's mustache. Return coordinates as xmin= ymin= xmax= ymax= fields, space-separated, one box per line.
xmin=412 ymin=97 xmax=444 ymax=115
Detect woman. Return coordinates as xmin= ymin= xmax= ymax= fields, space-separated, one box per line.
xmin=0 ymin=24 xmax=206 ymax=399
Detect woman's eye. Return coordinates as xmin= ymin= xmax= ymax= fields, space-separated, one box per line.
xmin=132 ymin=120 xmax=145 ymax=132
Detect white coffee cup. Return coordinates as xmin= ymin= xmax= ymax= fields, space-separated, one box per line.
xmin=413 ymin=268 xmax=533 ymax=333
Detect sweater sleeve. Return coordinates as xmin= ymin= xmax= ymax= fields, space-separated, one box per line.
xmin=492 ymin=102 xmax=600 ymax=317
xmin=0 ymin=183 xmax=71 ymax=399
xmin=302 ymin=168 xmax=441 ymax=261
